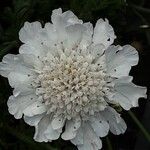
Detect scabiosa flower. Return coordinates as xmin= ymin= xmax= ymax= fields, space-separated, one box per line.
xmin=0 ymin=8 xmax=147 ymax=150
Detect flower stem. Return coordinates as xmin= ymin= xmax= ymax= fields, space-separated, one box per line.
xmin=128 ymin=110 xmax=150 ymax=142
xmin=106 ymin=137 xmax=113 ymax=150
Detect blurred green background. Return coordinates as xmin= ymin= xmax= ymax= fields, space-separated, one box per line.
xmin=0 ymin=0 xmax=150 ymax=150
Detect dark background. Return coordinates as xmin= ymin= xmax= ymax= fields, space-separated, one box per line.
xmin=0 ymin=0 xmax=150 ymax=150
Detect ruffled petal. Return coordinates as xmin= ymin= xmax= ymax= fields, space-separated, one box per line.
xmin=79 ymin=22 xmax=93 ymax=49
xmin=100 ymin=107 xmax=127 ymax=135
xmin=51 ymin=115 xmax=66 ymax=130
xmin=51 ymin=8 xmax=63 ymax=25
xmin=24 ymin=113 xmax=45 ymax=126
xmin=93 ymin=19 xmax=116 ymax=49
xmin=13 ymin=86 xmax=34 ymax=97
xmin=0 ymin=54 xmax=26 ymax=77
xmin=64 ymin=24 xmax=86 ymax=49
xmin=43 ymin=23 xmax=57 ymax=47
xmin=61 ymin=10 xmax=83 ymax=25
xmin=23 ymin=101 xmax=47 ymax=117
xmin=7 ymin=94 xmax=38 ymax=119
xmin=19 ymin=43 xmax=48 ymax=58
xmin=21 ymin=54 xmax=43 ymax=70
xmin=61 ymin=116 xmax=81 ymax=140
xmin=50 ymin=8 xmax=87 ymax=49
xmin=8 ymin=71 xmax=35 ymax=89
xmin=44 ymin=9 xmax=92 ymax=51
xmin=19 ymin=21 xmax=42 ymax=44
xmin=73 ymin=122 xmax=102 ymax=150
xmin=113 ymin=77 xmax=147 ymax=110
xmin=44 ymin=124 xmax=61 ymax=141
xmin=34 ymin=115 xmax=51 ymax=142
xmin=88 ymin=43 xmax=105 ymax=58
xmin=105 ymin=45 xmax=138 ymax=77
xmin=34 ymin=115 xmax=61 ymax=142
xmin=89 ymin=115 xmax=109 ymax=137
xmin=51 ymin=8 xmax=82 ymax=27
xmin=71 ymin=126 xmax=84 ymax=145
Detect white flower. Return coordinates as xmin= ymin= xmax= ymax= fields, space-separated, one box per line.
xmin=0 ymin=8 xmax=147 ymax=150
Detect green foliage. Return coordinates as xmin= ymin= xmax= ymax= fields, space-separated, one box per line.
xmin=0 ymin=0 xmax=150 ymax=150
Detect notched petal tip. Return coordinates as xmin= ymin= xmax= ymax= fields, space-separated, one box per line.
xmin=19 ymin=21 xmax=42 ymax=43
xmin=7 ymin=96 xmax=23 ymax=119
xmin=34 ymin=115 xmax=61 ymax=142
xmin=113 ymin=78 xmax=147 ymax=110
xmin=106 ymin=44 xmax=139 ymax=78
xmin=100 ymin=107 xmax=127 ymax=135
xmin=93 ymin=18 xmax=116 ymax=49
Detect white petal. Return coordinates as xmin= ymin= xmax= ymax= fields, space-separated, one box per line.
xmin=61 ymin=116 xmax=81 ymax=140
xmin=19 ymin=21 xmax=42 ymax=44
xmin=24 ymin=113 xmax=45 ymax=126
xmin=8 ymin=72 xmax=34 ymax=89
xmin=51 ymin=8 xmax=82 ymax=27
xmin=88 ymin=44 xmax=105 ymax=58
xmin=77 ymin=123 xmax=102 ymax=150
xmin=43 ymin=23 xmax=57 ymax=47
xmin=51 ymin=115 xmax=66 ymax=130
xmin=51 ymin=8 xmax=63 ymax=25
xmin=13 ymin=86 xmax=34 ymax=97
xmin=100 ymin=107 xmax=127 ymax=135
xmin=19 ymin=43 xmax=47 ymax=58
xmin=34 ymin=115 xmax=51 ymax=142
xmin=0 ymin=54 xmax=18 ymax=77
xmin=51 ymin=8 xmax=84 ymax=46
xmin=44 ymin=123 xmax=61 ymax=140
xmin=62 ymin=10 xmax=83 ymax=25
xmin=34 ymin=115 xmax=61 ymax=142
xmin=113 ymin=77 xmax=147 ymax=110
xmin=71 ymin=127 xmax=84 ymax=145
xmin=21 ymin=54 xmax=43 ymax=70
xmin=7 ymin=94 xmax=37 ymax=119
xmin=114 ymin=76 xmax=133 ymax=84
xmin=0 ymin=54 xmax=26 ymax=77
xmin=78 ymin=22 xmax=93 ymax=49
xmin=51 ymin=9 xmax=69 ymax=42
xmin=106 ymin=45 xmax=138 ymax=77
xmin=64 ymin=24 xmax=86 ymax=49
xmin=23 ymin=101 xmax=47 ymax=117
xmin=50 ymin=8 xmax=87 ymax=50
xmin=90 ymin=115 xmax=109 ymax=137
xmin=93 ymin=19 xmax=116 ymax=49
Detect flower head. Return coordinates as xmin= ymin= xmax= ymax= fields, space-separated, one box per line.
xmin=0 ymin=8 xmax=147 ymax=150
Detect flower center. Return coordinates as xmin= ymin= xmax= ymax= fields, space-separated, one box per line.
xmin=35 ymin=47 xmax=114 ymax=119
